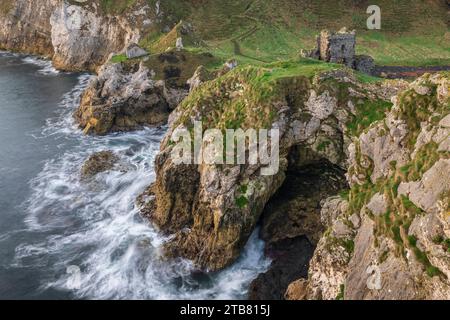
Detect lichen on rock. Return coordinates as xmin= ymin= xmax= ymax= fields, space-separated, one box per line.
xmin=289 ymin=73 xmax=450 ymax=300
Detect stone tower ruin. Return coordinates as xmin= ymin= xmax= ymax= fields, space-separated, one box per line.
xmin=318 ymin=29 xmax=356 ymax=68
xmin=303 ymin=28 xmax=375 ymax=75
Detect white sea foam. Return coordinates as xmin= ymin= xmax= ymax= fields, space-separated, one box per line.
xmin=15 ymin=73 xmax=270 ymax=299
xmin=21 ymin=56 xmax=60 ymax=75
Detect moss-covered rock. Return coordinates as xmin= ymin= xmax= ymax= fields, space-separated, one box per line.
xmin=138 ymin=62 xmax=396 ymax=271
xmin=294 ymin=73 xmax=450 ymax=300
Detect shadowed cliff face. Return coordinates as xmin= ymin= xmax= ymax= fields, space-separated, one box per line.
xmin=249 ymin=160 xmax=348 ymax=300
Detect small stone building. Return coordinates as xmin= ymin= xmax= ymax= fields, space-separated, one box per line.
xmin=303 ymin=28 xmax=375 ymax=75
xmin=318 ymin=29 xmax=356 ymax=67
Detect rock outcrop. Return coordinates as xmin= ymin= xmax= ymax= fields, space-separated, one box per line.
xmin=74 ymin=62 xmax=180 ymax=135
xmin=50 ymin=2 xmax=141 ymax=71
xmin=81 ymin=151 xmax=119 ymax=179
xmin=287 ymin=73 xmax=450 ymax=300
xmin=138 ymin=65 xmax=399 ymax=272
xmin=74 ymin=50 xmax=220 ymax=135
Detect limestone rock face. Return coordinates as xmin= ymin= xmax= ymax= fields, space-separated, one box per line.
xmin=125 ymin=43 xmax=148 ymax=59
xmin=0 ymin=0 xmax=59 ymax=57
xmin=139 ymin=69 xmax=395 ymax=272
xmin=0 ymin=1 xmax=155 ymax=71
xmin=50 ymin=3 xmax=140 ymax=71
xmin=291 ymin=73 xmax=450 ymax=300
xmin=74 ymin=62 xmax=183 ymax=135
xmin=285 ymin=279 xmax=308 ymax=300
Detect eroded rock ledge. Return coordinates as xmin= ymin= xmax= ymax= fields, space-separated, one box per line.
xmin=74 ymin=62 xmax=177 ymax=135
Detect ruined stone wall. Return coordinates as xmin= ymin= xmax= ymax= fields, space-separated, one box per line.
xmin=319 ymin=30 xmax=356 ymax=68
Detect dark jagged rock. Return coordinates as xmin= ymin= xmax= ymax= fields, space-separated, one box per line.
xmin=81 ymin=151 xmax=119 ymax=178
xmin=249 ymin=161 xmax=347 ymax=299
xmin=248 ymin=236 xmax=314 ymax=300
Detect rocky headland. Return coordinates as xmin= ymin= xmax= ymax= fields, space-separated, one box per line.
xmin=1 ymin=0 xmax=449 ymax=300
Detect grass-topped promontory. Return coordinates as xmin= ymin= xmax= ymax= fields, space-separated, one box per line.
xmin=174 ymin=58 xmax=344 ymax=132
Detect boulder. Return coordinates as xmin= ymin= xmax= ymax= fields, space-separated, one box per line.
xmin=81 ymin=151 xmax=119 ymax=178
xmin=125 ymin=43 xmax=148 ymax=59
xmin=285 ymin=279 xmax=308 ymax=300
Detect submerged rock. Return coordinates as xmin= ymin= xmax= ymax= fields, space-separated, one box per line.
xmin=81 ymin=151 xmax=119 ymax=178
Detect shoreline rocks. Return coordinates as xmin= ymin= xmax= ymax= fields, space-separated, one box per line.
xmin=81 ymin=151 xmax=120 ymax=179
xmin=74 ymin=62 xmax=185 ymax=135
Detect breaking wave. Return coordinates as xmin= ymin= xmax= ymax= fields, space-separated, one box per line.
xmin=14 ymin=64 xmax=270 ymax=299
xmin=22 ymin=56 xmax=60 ymax=75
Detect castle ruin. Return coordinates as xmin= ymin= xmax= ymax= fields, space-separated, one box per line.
xmin=318 ymin=29 xmax=356 ymax=67
xmin=303 ymin=28 xmax=375 ymax=75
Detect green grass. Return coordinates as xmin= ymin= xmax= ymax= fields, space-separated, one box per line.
xmin=336 ymin=284 xmax=345 ymax=300
xmin=174 ymin=58 xmax=341 ymax=133
xmin=110 ymin=54 xmax=128 ymax=63
xmin=98 ymin=0 xmax=139 ymax=14
xmin=347 ymin=99 xmax=393 ymax=137
xmin=104 ymin=0 xmax=450 ymax=67
xmin=198 ymin=0 xmax=450 ymax=66
xmin=235 ymin=195 xmax=249 ymax=208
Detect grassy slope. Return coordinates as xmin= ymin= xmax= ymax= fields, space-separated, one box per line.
xmin=124 ymin=0 xmax=449 ymax=67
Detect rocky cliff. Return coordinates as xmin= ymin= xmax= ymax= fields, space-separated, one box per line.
xmin=137 ymin=63 xmax=405 ymax=272
xmin=3 ymin=0 xmax=449 ymax=300
xmin=73 ymin=50 xmax=221 ymax=134
xmin=0 ymin=0 xmax=159 ymax=71
xmin=286 ymin=73 xmax=450 ymax=300
xmin=0 ymin=0 xmax=58 ymax=58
